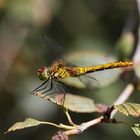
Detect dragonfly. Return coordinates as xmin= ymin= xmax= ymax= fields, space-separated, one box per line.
xmin=31 ymin=59 xmax=133 ymax=98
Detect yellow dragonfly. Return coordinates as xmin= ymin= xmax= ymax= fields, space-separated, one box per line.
xmin=31 ymin=59 xmax=133 ymax=97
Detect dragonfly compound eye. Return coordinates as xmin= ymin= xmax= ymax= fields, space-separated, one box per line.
xmin=37 ymin=66 xmax=49 ymax=80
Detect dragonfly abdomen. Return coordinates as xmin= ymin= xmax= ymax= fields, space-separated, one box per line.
xmin=91 ymin=61 xmax=133 ymax=72
xmin=74 ymin=61 xmax=133 ymax=75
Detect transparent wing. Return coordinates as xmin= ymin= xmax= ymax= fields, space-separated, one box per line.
xmin=41 ymin=34 xmax=65 ymax=61
xmin=79 ymin=74 xmax=101 ymax=89
xmin=59 ymin=74 xmax=100 ymax=89
xmin=31 ymin=80 xmax=53 ymax=96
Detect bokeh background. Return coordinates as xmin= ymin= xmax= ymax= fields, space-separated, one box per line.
xmin=0 ymin=0 xmax=140 ymax=140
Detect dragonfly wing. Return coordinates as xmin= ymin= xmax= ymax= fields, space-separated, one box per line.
xmin=53 ymin=81 xmax=66 ymax=93
xmin=79 ymin=74 xmax=101 ymax=89
xmin=32 ymin=80 xmax=66 ymax=99
xmin=50 ymin=59 xmax=65 ymax=68
xmin=41 ymin=34 xmax=65 ymax=61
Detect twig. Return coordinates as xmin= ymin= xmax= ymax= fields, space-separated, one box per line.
xmin=64 ymin=116 xmax=104 ymax=136
xmin=64 ymin=83 xmax=135 ymax=136
xmin=111 ymin=83 xmax=134 ymax=118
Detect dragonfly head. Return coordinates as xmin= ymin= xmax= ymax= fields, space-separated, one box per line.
xmin=37 ymin=66 xmax=50 ymax=81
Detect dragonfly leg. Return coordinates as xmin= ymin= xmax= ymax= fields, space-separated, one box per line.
xmin=31 ymin=80 xmax=51 ymax=94
xmin=55 ymin=81 xmax=66 ymax=106
xmin=39 ymin=80 xmax=54 ymax=97
xmin=32 ymin=86 xmax=47 ymax=93
xmin=53 ymin=81 xmax=60 ymax=93
xmin=31 ymin=79 xmax=49 ymax=93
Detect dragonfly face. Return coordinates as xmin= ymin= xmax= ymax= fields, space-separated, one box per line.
xmin=37 ymin=66 xmax=50 ymax=81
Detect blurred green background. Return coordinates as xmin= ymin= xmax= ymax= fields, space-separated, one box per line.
xmin=0 ymin=0 xmax=139 ymax=140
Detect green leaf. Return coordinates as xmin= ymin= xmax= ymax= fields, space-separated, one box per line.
xmin=131 ymin=124 xmax=140 ymax=137
xmin=33 ymin=92 xmax=96 ymax=113
xmin=5 ymin=118 xmax=41 ymax=134
xmin=5 ymin=118 xmax=68 ymax=134
xmin=54 ymin=93 xmax=96 ymax=113
xmin=114 ymin=103 xmax=140 ymax=117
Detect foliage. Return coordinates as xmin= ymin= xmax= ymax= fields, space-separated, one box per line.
xmin=114 ymin=103 xmax=140 ymax=117
xmin=131 ymin=124 xmax=140 ymax=137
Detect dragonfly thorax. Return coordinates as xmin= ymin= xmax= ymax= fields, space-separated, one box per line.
xmin=37 ymin=66 xmax=51 ymax=81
